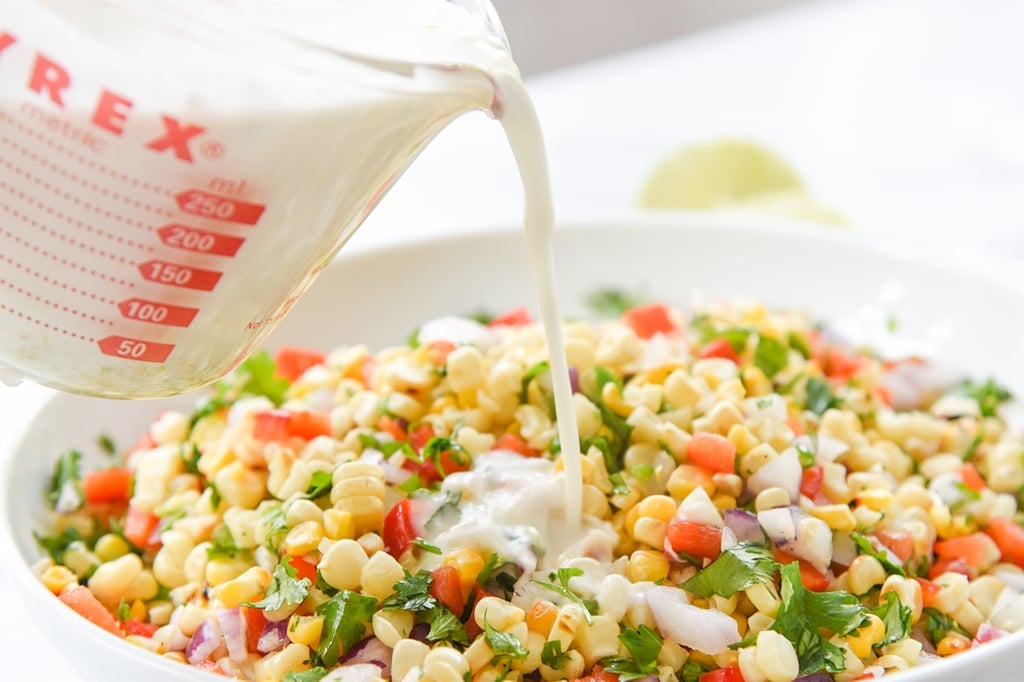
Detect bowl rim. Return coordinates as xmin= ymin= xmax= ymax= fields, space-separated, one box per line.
xmin=2 ymin=211 xmax=1023 ymax=680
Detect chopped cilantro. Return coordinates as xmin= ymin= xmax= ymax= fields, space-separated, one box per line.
xmin=115 ymin=598 xmax=131 ymax=621
xmin=789 ymin=331 xmax=813 ymax=359
xmin=284 ymin=669 xmax=328 ymax=682
xmin=959 ymin=378 xmax=1013 ymax=417
xmin=609 ymin=472 xmax=631 ymax=496
xmin=754 ymin=335 xmax=789 ymax=378
xmin=805 ymin=377 xmax=841 ymax=416
xmin=771 ymin=562 xmax=867 ymax=674
xmin=424 ymin=605 xmax=470 ymax=646
xmin=244 ymin=562 xmax=310 ymax=612
xmin=484 ymin=620 xmax=529 ymax=664
xmin=421 ymin=437 xmax=468 ymax=479
xmin=690 ymin=315 xmax=752 ymax=353
xmin=382 ymin=570 xmax=437 ymax=612
xmin=183 ymin=444 xmax=202 ymax=475
xmin=406 ymin=327 xmax=421 ymax=349
xmin=681 ymin=542 xmax=774 ymax=598
xmin=236 ymin=351 xmax=290 ymax=406
xmin=315 ymin=590 xmax=377 ymax=667
xmin=583 ymin=367 xmax=633 ymax=473
xmin=358 ymin=433 xmax=416 ymax=459
xmin=209 ymin=481 xmax=222 ymax=510
xmin=261 ymin=505 xmax=289 ymax=552
xmin=189 ymin=394 xmax=232 ymax=428
xmin=477 ymin=553 xmax=522 ymax=601
xmin=541 ymin=640 xmax=570 ymax=669
xmin=397 ymin=473 xmax=425 ymax=495
xmin=97 ymin=434 xmax=117 ymax=457
xmin=305 ymin=470 xmax=333 ymax=500
xmin=585 ymin=288 xmax=648 ymax=318
xmin=922 ymin=607 xmax=969 ymax=644
xmin=34 ymin=527 xmax=84 ymax=563
xmin=532 ymin=567 xmax=596 ymax=625
xmin=680 ymin=659 xmax=711 ymax=682
xmin=963 ymin=432 xmax=983 ymax=461
xmin=600 ymin=625 xmax=662 ymax=680
xmin=48 ymin=450 xmax=83 ymax=512
xmin=520 ymin=361 xmax=551 ymax=404
xmin=850 ymin=533 xmax=905 ymax=578
xmin=871 ymin=591 xmax=912 ymax=649
xmin=206 ymin=524 xmax=241 ymax=560
xmin=412 ymin=539 xmax=442 ymax=555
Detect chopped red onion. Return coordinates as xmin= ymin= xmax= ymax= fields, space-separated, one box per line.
xmin=723 ymin=508 xmax=765 ymax=544
xmin=793 ymin=674 xmax=833 ymax=682
xmin=973 ymin=622 xmax=1009 ymax=645
xmin=216 ymin=608 xmax=247 ymax=663
xmin=645 ymin=586 xmax=739 ymax=655
xmin=758 ymin=507 xmax=798 ymax=546
xmin=340 ymin=637 xmax=392 ymax=679
xmin=568 ymin=366 xmax=580 ymax=394
xmin=185 ymin=618 xmax=223 ymax=665
xmin=256 ymin=619 xmax=289 ymax=654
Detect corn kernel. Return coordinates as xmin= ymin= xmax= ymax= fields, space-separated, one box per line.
xmin=287 ymin=615 xmax=324 ymax=648
xmin=525 ymin=600 xmax=558 ymax=636
xmin=856 ymin=489 xmax=894 ymax=512
xmin=253 ymin=643 xmax=311 ymax=682
xmin=575 ymin=614 xmax=621 ymax=667
xmin=636 ymin=494 xmax=677 ymax=522
xmin=214 ymin=566 xmax=272 ymax=608
xmin=626 ymin=549 xmax=669 ymax=583
xmin=392 ymin=639 xmax=430 ymax=682
xmin=205 ymin=557 xmax=250 ymax=587
xmin=360 ymin=548 xmax=405 ymax=600
xmin=845 ymin=614 xmax=885 ymax=659
xmin=93 ymin=534 xmax=131 ymax=562
xmin=41 ymin=566 xmax=77 ymax=595
xmin=745 ymin=583 xmax=780 ymax=618
xmin=756 ymin=629 xmax=799 ymax=682
xmin=323 ymin=509 xmax=356 ymax=540
xmin=318 ymin=539 xmax=368 ymax=591
xmin=444 ymin=548 xmax=486 ymax=590
xmin=474 ymin=596 xmax=525 ymax=631
xmin=372 ymin=609 xmax=413 ymax=648
xmin=281 ymin=521 xmax=324 ymax=557
xmin=631 ymin=517 xmax=667 ymax=548
xmin=809 ymin=504 xmax=858 ymax=532
xmin=847 ymin=555 xmax=887 ymax=595
xmin=936 ymin=633 xmax=972 ymax=656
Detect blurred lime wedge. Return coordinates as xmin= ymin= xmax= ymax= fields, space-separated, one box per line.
xmin=638 ymin=139 xmax=846 ymax=225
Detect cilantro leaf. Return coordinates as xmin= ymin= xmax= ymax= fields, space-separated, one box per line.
xmin=583 ymin=367 xmax=634 ymax=473
xmin=681 ymin=542 xmax=774 ymax=598
xmin=412 ymin=539 xmax=442 ymax=555
xmin=421 ymin=437 xmax=468 ymax=479
xmin=425 ymin=606 xmax=470 ymax=646
xmin=681 ymin=660 xmax=710 ymax=682
xmin=609 ymin=472 xmax=631 ymax=496
xmin=532 ymin=568 xmax=595 ymax=625
xmin=358 ymin=433 xmax=416 ymax=459
xmin=206 ymin=524 xmax=241 ymax=560
xmin=284 ymin=669 xmax=328 ymax=682
xmin=484 ymin=620 xmax=529 ymax=663
xmin=541 ymin=640 xmax=570 ymax=669
xmin=959 ymin=378 xmax=1013 ymax=417
xmin=788 ymin=331 xmax=813 ymax=359
xmin=97 ymin=434 xmax=117 ymax=457
xmin=382 ymin=570 xmax=437 ymax=612
xmin=236 ymin=350 xmax=289 ymax=406
xmin=872 ymin=591 xmax=912 ymax=649
xmin=48 ymin=450 xmax=83 ymax=512
xmin=601 ymin=625 xmax=662 ymax=681
xmin=315 ymin=590 xmax=377 ymax=667
xmin=805 ymin=377 xmax=841 ymax=416
xmin=116 ymin=598 xmax=131 ymax=621
xmin=477 ymin=553 xmax=522 ymax=601
xmin=771 ymin=562 xmax=867 ymax=674
xmin=586 ymin=288 xmax=647 ymax=318
xmin=183 ymin=444 xmax=202 ymax=475
xmin=34 ymin=527 xmax=84 ymax=564
xmin=304 ymin=470 xmax=333 ymax=500
xmin=850 ymin=532 xmax=905 ymax=578
xmin=244 ymin=562 xmax=310 ymax=611
xmin=520 ymin=361 xmax=551 ymax=404
xmin=754 ymin=335 xmax=789 ymax=378
xmin=261 ymin=505 xmax=289 ymax=552
xmin=921 ymin=607 xmax=969 ymax=644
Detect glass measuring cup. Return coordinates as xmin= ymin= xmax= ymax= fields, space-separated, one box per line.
xmin=0 ymin=0 xmax=513 ymax=397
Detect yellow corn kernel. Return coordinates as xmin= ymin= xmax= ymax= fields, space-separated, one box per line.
xmin=636 ymin=494 xmax=677 ymax=522
xmin=727 ymin=424 xmax=760 ymax=457
xmin=879 ymin=575 xmax=923 ymax=624
xmin=205 ymin=557 xmax=250 ymax=587
xmin=745 ymin=583 xmax=780 ymax=618
xmin=809 ymin=504 xmax=857 ymax=532
xmin=444 ymin=548 xmax=486 ymax=590
xmin=547 ymin=605 xmax=584 ymax=650
xmin=576 ymin=614 xmax=622 ymax=667
xmin=474 ymin=596 xmax=525 ymax=631
xmin=318 ymin=539 xmax=368 ymax=592
xmin=666 ymin=464 xmax=716 ymax=501
xmin=281 ymin=521 xmax=324 ymax=557
xmin=626 ymin=549 xmax=669 ymax=583
xmin=856 ymin=489 xmax=894 ymax=513
xmin=713 ymin=494 xmax=737 ymax=512
xmin=845 ymin=614 xmax=885 ymax=659
xmin=332 ymin=495 xmax=386 ymax=536
xmin=360 ymin=549 xmax=405 ymax=600
xmin=847 ymin=555 xmax=887 ymax=595
xmin=464 ymin=637 xmax=496 ymax=673
xmin=253 ymin=643 xmax=311 ymax=682
xmin=41 ymin=566 xmax=77 ymax=595
xmin=881 ymin=637 xmax=921 ymax=666
xmin=214 ymin=566 xmax=272 ymax=608
xmin=89 ymin=553 xmax=143 ymax=609
xmin=93 ymin=534 xmax=131 ymax=562
xmin=392 ymin=639 xmax=431 ymax=681
xmin=62 ymin=544 xmax=99 ymax=579
xmin=424 ymin=645 xmax=471 ymax=682
xmin=287 ymin=615 xmax=324 ymax=648
xmin=525 ymin=599 xmax=558 ymax=636
xmin=754 ymin=486 xmax=791 ymax=512
xmin=756 ymin=629 xmax=799 ymax=682
xmin=323 ymin=509 xmax=356 ymax=540
xmin=127 ymin=599 xmax=146 ymax=620
xmin=372 ymin=609 xmax=413 ymax=648
xmin=631 ymin=517 xmax=667 ymax=548
xmin=731 ymin=612 xmax=748 ymax=638
xmin=936 ymin=633 xmax=972 ymax=656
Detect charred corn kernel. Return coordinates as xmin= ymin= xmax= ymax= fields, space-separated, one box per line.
xmin=756 ymin=629 xmax=799 ymax=682
xmin=474 ymin=596 xmax=525 ymax=631
xmin=539 ymin=649 xmax=584 ymax=682
xmin=253 ymin=643 xmax=311 ymax=682
xmin=424 ymin=646 xmax=471 ymax=682
xmin=286 ymin=615 xmax=323 ymax=648
xmin=205 ymin=556 xmax=250 ymax=587
xmin=548 ymin=604 xmax=584 ymax=650
xmin=89 ymin=553 xmax=143 ymax=608
xmin=631 ymin=517 xmax=667 ymax=548
xmin=882 ymin=637 xmax=922 ymax=666
xmin=936 ymin=633 xmax=972 ymax=656
xmin=317 ymin=539 xmax=367 ymax=591
xmin=525 ymin=599 xmax=559 ymax=635
xmin=281 ymin=521 xmax=324 ymax=557
xmin=738 ymin=646 xmax=767 ymax=682
xmin=323 ymin=509 xmax=356 ymax=540
xmin=968 ymin=575 xmax=1006 ymax=616
xmin=575 ymin=614 xmax=621 ymax=667
xmin=392 ymin=639 xmax=430 ymax=682
xmin=41 ymin=565 xmax=77 ymax=595
xmin=745 ymin=583 xmax=780 ymax=618
xmin=152 ymin=531 xmax=195 ymax=589
xmin=932 ymin=572 xmax=970 ymax=614
xmin=214 ymin=566 xmax=273 ymax=608
xmin=444 ymin=548 xmax=486 ymax=589
xmin=845 ymin=614 xmax=885 ymax=659
xmin=856 ymin=488 xmax=894 ymax=512
xmin=93 ymin=533 xmax=131 ymax=562
xmin=361 ymin=551 xmax=405 ymax=600
xmin=626 ymin=549 xmax=669 ymax=583
xmin=880 ymin=575 xmax=923 ymax=623
xmin=372 ymin=609 xmax=413 ymax=648
xmin=213 ymin=461 xmax=268 ymax=510
xmin=847 ymin=555 xmax=887 ymax=595
xmin=810 ymin=504 xmax=858 ymax=532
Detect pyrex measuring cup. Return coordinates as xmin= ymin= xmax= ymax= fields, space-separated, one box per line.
xmin=0 ymin=0 xmax=513 ymax=397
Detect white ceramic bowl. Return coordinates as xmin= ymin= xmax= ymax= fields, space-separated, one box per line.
xmin=3 ymin=214 xmax=1024 ymax=681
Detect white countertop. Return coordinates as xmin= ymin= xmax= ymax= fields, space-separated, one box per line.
xmin=3 ymin=0 xmax=1023 ymax=676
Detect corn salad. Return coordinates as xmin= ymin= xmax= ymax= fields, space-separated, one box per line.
xmin=34 ymin=299 xmax=1024 ymax=682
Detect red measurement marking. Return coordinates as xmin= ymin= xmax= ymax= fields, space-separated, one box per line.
xmin=138 ymin=259 xmax=221 ymax=291
xmin=0 ymin=302 xmax=95 ymax=342
xmin=0 ymin=253 xmax=116 ymax=305
xmin=175 ymin=189 xmax=264 ymax=225
xmin=0 ymin=227 xmax=133 ymax=288
xmin=0 ymin=190 xmax=154 ymax=252
xmin=156 ymin=224 xmax=244 ymax=257
xmin=97 ymin=335 xmax=174 ymax=363
xmin=117 ymin=298 xmax=197 ymax=327
xmin=0 ymin=277 xmax=114 ymax=326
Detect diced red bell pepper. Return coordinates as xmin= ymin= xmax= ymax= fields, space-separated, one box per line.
xmin=284 ymin=554 xmax=318 ymax=583
xmin=383 ymin=498 xmax=420 ymax=559
xmin=986 ymin=517 xmax=1024 ymax=568
xmin=243 ymin=607 xmax=268 ymax=652
xmin=122 ymin=619 xmax=159 ymax=637
xmin=800 ymin=465 xmax=824 ymax=499
xmin=493 ymin=432 xmax=539 ymax=457
xmin=253 ymin=409 xmax=291 ymax=442
xmin=623 ymin=303 xmax=678 ymax=339
xmin=274 ymin=346 xmax=326 ymax=382
xmin=123 ymin=505 xmax=161 ymax=549
xmin=773 ymin=548 xmax=831 ymax=592
xmin=699 ymin=337 xmax=739 ymax=363
xmin=700 ymin=666 xmax=745 ymax=682
xmin=960 ymin=463 xmax=986 ymax=492
xmin=685 ymin=432 xmax=736 ymax=474
xmin=287 ymin=411 xmax=332 ymax=440
xmin=489 ymin=306 xmax=533 ymax=327
xmin=874 ymin=529 xmax=914 ymax=563
xmin=429 ymin=565 xmax=466 ymax=616
xmin=83 ymin=468 xmax=133 ymax=505
xmin=666 ymin=519 xmax=722 ymax=561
